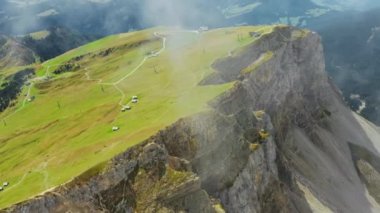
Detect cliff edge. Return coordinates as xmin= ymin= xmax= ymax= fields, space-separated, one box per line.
xmin=4 ymin=26 xmax=380 ymax=213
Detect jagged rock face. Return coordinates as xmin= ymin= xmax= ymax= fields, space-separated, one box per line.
xmin=5 ymin=26 xmax=380 ymax=213
xmin=233 ymin=27 xmax=380 ymax=212
xmin=138 ymin=143 xmax=168 ymax=179
xmin=225 ymin=27 xmax=380 ymax=212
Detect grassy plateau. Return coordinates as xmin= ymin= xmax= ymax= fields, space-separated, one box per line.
xmin=0 ymin=26 xmax=275 ymax=208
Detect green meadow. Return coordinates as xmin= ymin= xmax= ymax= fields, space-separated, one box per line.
xmin=28 ymin=30 xmax=51 ymax=40
xmin=0 ymin=26 xmax=275 ymax=208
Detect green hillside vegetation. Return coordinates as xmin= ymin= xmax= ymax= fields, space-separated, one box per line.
xmin=0 ymin=66 xmax=33 ymax=84
xmin=21 ymin=27 xmax=93 ymax=62
xmin=241 ymin=51 xmax=274 ymax=74
xmin=0 ymin=26 xmax=275 ymax=208
xmin=28 ymin=30 xmax=51 ymax=40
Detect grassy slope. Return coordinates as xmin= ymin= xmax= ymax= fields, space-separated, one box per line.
xmin=28 ymin=30 xmax=51 ymax=40
xmin=0 ymin=66 xmax=32 ymax=86
xmin=0 ymin=26 xmax=275 ymax=208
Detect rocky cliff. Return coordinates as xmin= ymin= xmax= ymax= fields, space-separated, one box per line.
xmin=4 ymin=26 xmax=380 ymax=213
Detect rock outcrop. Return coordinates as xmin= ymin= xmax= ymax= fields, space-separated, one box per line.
xmin=4 ymin=26 xmax=380 ymax=213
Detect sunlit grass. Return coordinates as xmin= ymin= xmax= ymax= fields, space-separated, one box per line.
xmin=29 ymin=30 xmax=50 ymax=40
xmin=0 ymin=25 xmax=275 ymax=208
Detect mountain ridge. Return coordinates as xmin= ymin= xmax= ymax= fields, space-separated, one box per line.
xmin=2 ymin=25 xmax=379 ymax=212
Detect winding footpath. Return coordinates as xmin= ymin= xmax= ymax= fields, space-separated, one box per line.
xmin=0 ymin=30 xmax=198 ymax=196
xmin=85 ymin=32 xmax=166 ymax=106
xmin=84 ymin=32 xmax=168 ymax=107
xmin=1 ymin=81 xmax=34 ymax=122
xmin=1 ymin=65 xmax=58 ymax=122
xmin=2 ymin=30 xmax=199 ymax=122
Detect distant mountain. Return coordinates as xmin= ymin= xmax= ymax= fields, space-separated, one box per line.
xmin=0 ymin=35 xmax=35 ymax=69
xmin=0 ymin=35 xmax=36 ymax=114
xmin=20 ymin=26 xmax=94 ymax=61
xmin=310 ymin=8 xmax=380 ymax=125
xmin=1 ymin=0 xmax=374 ymax=36
xmin=0 ymin=0 xmax=141 ymax=36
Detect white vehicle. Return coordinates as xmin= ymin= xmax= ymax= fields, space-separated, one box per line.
xmin=132 ymin=96 xmax=138 ymax=100
xmin=121 ymin=106 xmax=131 ymax=112
xmin=132 ymin=99 xmax=138 ymax=103
xmin=0 ymin=187 xmax=3 ymax=191
xmin=3 ymin=182 xmax=8 ymax=187
xmin=112 ymin=126 xmax=120 ymax=132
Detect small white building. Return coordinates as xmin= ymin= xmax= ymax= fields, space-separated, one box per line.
xmin=27 ymin=96 xmax=35 ymax=102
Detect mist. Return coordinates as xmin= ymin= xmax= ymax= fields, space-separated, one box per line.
xmin=0 ymin=0 xmax=225 ymax=36
xmin=2 ymin=0 xmax=380 ymax=36
xmin=140 ymin=0 xmax=224 ymax=28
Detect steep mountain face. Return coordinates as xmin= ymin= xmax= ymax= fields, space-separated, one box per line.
xmin=0 ymin=35 xmax=35 ymax=69
xmin=5 ymin=26 xmax=380 ymax=212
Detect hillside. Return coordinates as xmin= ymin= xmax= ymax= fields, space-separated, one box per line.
xmin=0 ymin=36 xmax=36 ymax=113
xmin=0 ymin=25 xmax=275 ymax=208
xmin=20 ymin=27 xmax=94 ymax=61
xmin=2 ymin=0 xmax=379 ymax=128
xmin=0 ymin=35 xmax=35 ymax=69
xmin=1 ymin=25 xmax=380 ymax=212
